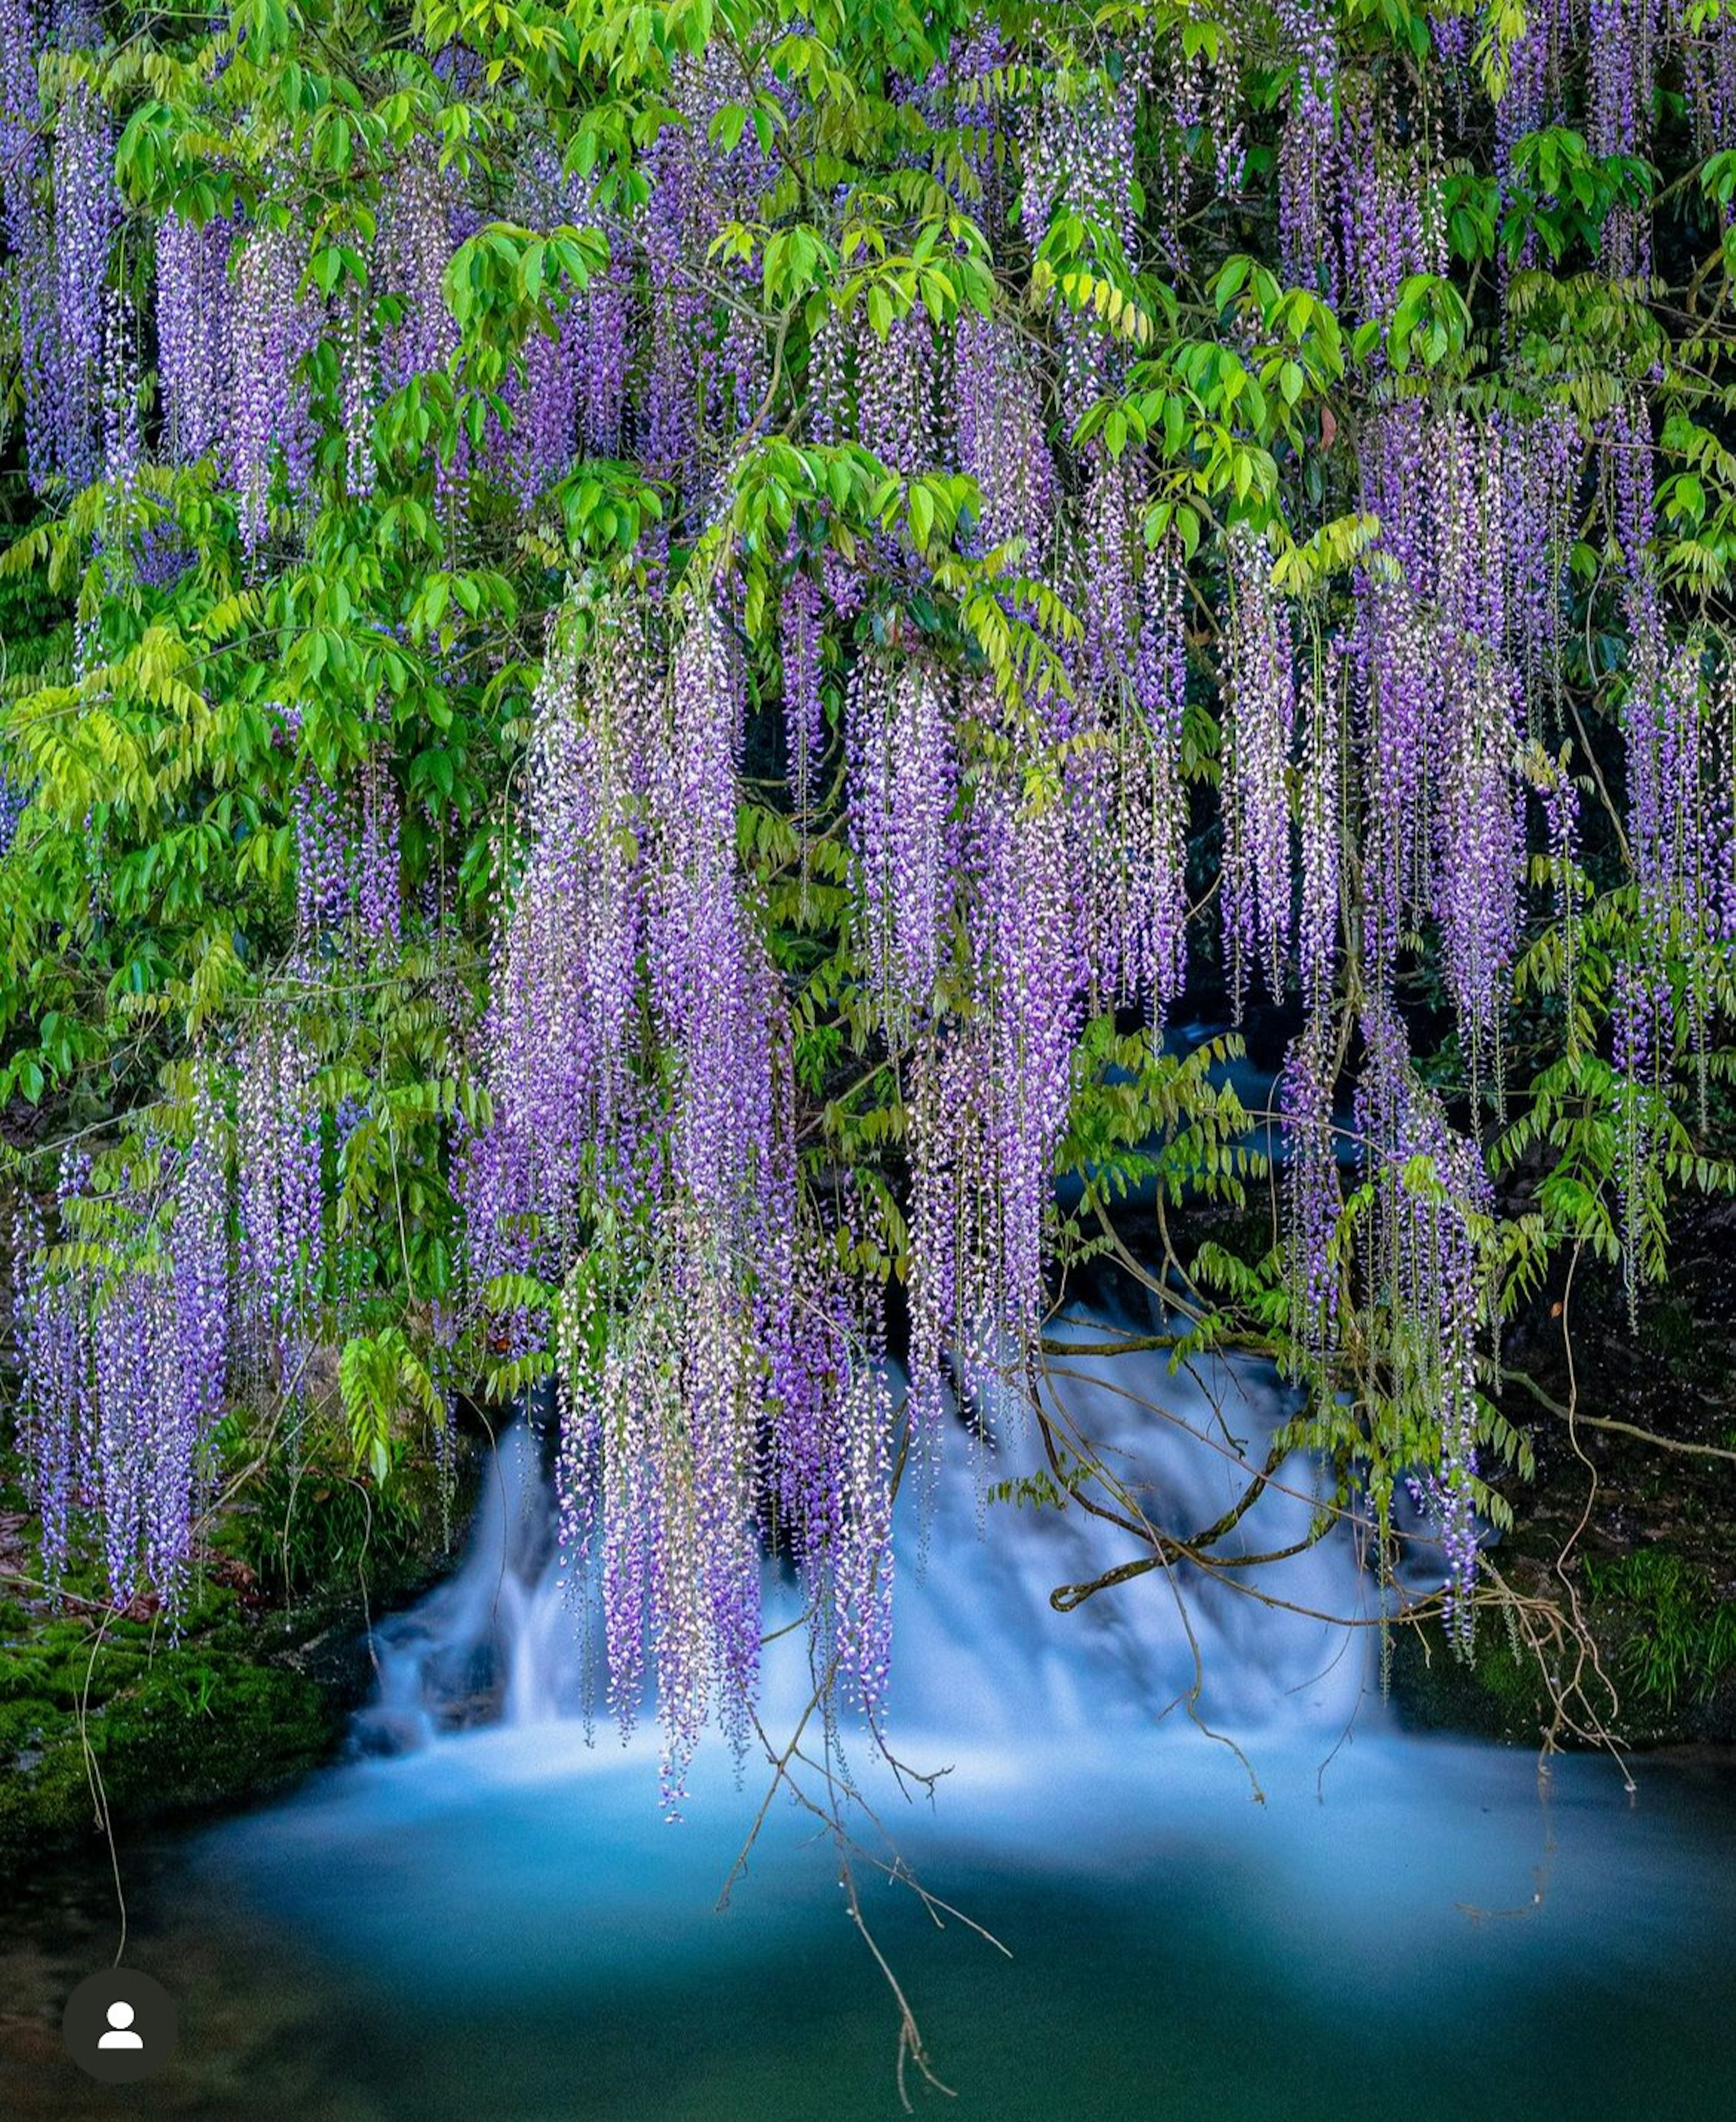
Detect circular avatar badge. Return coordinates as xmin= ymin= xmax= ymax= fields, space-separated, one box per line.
xmin=61 ymin=1966 xmax=179 ymax=2085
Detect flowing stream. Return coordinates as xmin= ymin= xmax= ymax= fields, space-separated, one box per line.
xmin=5 ymin=1308 xmax=1735 ymax=2120
xmin=358 ymin=1317 xmax=1377 ymax=1753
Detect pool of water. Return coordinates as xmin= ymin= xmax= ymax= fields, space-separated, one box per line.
xmin=3 ymin=1726 xmax=1734 ymax=2121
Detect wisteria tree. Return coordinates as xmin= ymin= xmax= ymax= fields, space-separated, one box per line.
xmin=2 ymin=0 xmax=1735 ymax=1798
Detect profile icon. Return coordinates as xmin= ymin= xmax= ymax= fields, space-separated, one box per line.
xmin=61 ymin=1967 xmax=177 ymax=2083
xmin=99 ymin=1999 xmax=144 ymax=2050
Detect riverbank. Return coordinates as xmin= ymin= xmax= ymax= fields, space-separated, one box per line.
xmin=1404 ymin=1186 xmax=1736 ymax=1749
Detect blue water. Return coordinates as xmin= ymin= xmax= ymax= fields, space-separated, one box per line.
xmin=8 ymin=1725 xmax=1732 ymax=2120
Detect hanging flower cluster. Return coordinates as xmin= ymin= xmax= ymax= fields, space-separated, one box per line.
xmin=1611 ymin=626 xmax=1736 ymax=1319
xmin=1348 ymin=404 xmax=1550 ymax=1074
xmin=156 ymin=208 xmax=235 ymax=467
xmin=1337 ymin=87 xmax=1433 ymax=344
xmin=235 ymin=1019 xmax=325 ymax=1378
xmin=227 ymin=224 xmax=324 ymax=553
xmin=779 ymin=563 xmax=826 ymax=825
xmin=845 ymin=657 xmax=957 ymax=1039
xmin=10 ymin=1008 xmax=343 ymax=1607
xmin=952 ymin=311 xmax=1056 ymax=558
xmin=1019 ymin=69 xmax=1137 ymax=435
xmin=461 ymin=602 xmax=896 ymax=1792
xmin=1356 ymin=1000 xmax=1491 ymax=1644
xmin=286 ymin=712 xmax=403 ymax=954
xmin=906 ymin=703 xmax=1082 ymax=1434
xmin=1275 ymin=0 xmax=1340 ymax=303
xmin=11 ymin=1074 xmax=234 ymax=1611
xmin=1279 ymin=646 xmax=1346 ymax=1356
xmin=1126 ymin=533 xmax=1191 ymax=1016
xmin=5 ymin=1 xmax=120 ymax=492
xmin=0 ymin=766 xmax=25 ymax=857
xmin=1222 ymin=525 xmax=1297 ymax=1014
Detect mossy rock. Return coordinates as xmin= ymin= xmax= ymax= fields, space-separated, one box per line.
xmin=0 ymin=1622 xmax=152 ymax=1714
xmin=0 ymin=1694 xmax=59 ymax=1757
xmin=0 ymin=1429 xmax=474 ymax=1880
xmin=1576 ymin=1550 xmax=1736 ymax=1744
xmin=88 ymin=1654 xmax=339 ymax=1808
xmin=0 ymin=1647 xmax=338 ymax=1876
xmin=1385 ymin=1618 xmax=1566 ymax=1745
xmin=1387 ymin=1545 xmax=1736 ymax=1749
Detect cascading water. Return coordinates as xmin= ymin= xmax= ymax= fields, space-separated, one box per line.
xmin=355 ymin=1305 xmax=1384 ymax=1774
xmin=358 ymin=1416 xmax=578 ymax=1750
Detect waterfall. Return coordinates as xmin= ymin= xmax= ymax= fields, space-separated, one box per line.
xmin=356 ymin=1302 xmax=1397 ymax=1765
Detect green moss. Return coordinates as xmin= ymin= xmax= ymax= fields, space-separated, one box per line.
xmin=1386 ymin=1617 xmax=1565 ymax=1744
xmin=0 ymin=1739 xmax=97 ymax=1862
xmin=0 ymin=1639 xmax=340 ymax=1876
xmin=0 ymin=1627 xmax=145 ymax=1714
xmin=90 ymin=1656 xmax=337 ymax=1804
xmin=1388 ymin=1545 xmax=1736 ymax=1750
xmin=0 ymin=1432 xmax=471 ymax=1879
xmin=1580 ymin=1551 xmax=1736 ymax=1714
xmin=0 ymin=1695 xmax=59 ymax=1755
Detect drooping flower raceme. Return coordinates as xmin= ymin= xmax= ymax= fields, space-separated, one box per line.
xmin=226 ymin=224 xmax=322 ymax=554
xmin=156 ymin=208 xmax=235 ymax=467
xmin=845 ymin=658 xmax=957 ymax=1039
xmin=236 ymin=1018 xmax=325 ymax=1375
xmin=1221 ymin=526 xmax=1296 ymax=1014
xmin=1356 ymin=998 xmax=1489 ymax=1642
xmin=49 ymin=54 xmax=119 ymax=492
xmin=467 ymin=599 xmax=900 ymax=1793
xmin=14 ymin=1080 xmax=232 ymax=1614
